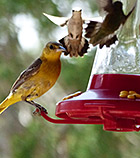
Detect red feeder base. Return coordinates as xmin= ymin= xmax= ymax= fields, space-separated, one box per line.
xmin=41 ymin=74 xmax=140 ymax=132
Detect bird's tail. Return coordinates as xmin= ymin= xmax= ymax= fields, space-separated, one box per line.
xmin=125 ymin=1 xmax=137 ymax=23
xmin=0 ymin=93 xmax=20 ymax=114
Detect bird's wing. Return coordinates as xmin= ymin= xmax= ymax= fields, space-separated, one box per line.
xmin=98 ymin=33 xmax=118 ymax=48
xmin=85 ymin=21 xmax=102 ymax=38
xmin=59 ymin=37 xmax=69 ymax=56
xmin=79 ymin=37 xmax=89 ymax=56
xmin=11 ymin=58 xmax=42 ymax=92
xmin=83 ymin=16 xmax=103 ymax=23
xmin=59 ymin=36 xmax=89 ymax=57
xmin=96 ymin=0 xmax=113 ymax=15
xmin=85 ymin=20 xmax=118 ymax=48
xmin=43 ymin=13 xmax=69 ymax=26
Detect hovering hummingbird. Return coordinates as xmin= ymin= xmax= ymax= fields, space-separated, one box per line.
xmin=43 ymin=9 xmax=89 ymax=57
xmin=85 ymin=0 xmax=136 ymax=49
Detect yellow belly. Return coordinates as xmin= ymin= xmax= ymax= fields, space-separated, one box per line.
xmin=14 ymin=60 xmax=61 ymax=101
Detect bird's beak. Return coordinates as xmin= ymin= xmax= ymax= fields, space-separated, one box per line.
xmin=57 ymin=45 xmax=67 ymax=53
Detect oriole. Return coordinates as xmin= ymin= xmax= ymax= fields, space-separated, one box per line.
xmin=0 ymin=42 xmax=66 ymax=114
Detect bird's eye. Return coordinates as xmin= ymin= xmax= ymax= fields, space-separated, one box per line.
xmin=49 ymin=45 xmax=54 ymax=49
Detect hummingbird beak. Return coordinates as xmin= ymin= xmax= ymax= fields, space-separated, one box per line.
xmin=57 ymin=45 xmax=67 ymax=53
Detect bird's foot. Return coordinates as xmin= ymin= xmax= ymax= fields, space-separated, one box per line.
xmin=62 ymin=91 xmax=82 ymax=101
xmin=33 ymin=106 xmax=48 ymax=116
xmin=25 ymin=100 xmax=48 ymax=115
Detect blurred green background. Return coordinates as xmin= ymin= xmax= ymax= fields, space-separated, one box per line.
xmin=0 ymin=0 xmax=140 ymax=158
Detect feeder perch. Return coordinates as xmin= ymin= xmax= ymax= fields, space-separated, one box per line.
xmin=41 ymin=0 xmax=140 ymax=132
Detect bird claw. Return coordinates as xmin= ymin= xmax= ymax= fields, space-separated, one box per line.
xmin=33 ymin=106 xmax=48 ymax=116
xmin=25 ymin=100 xmax=48 ymax=116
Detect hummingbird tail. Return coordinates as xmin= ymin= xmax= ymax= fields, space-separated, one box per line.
xmin=125 ymin=1 xmax=136 ymax=23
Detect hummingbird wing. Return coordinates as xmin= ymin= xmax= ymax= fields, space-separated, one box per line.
xmin=96 ymin=0 xmax=114 ymax=15
xmin=79 ymin=38 xmax=89 ymax=56
xmin=83 ymin=16 xmax=103 ymax=23
xmin=85 ymin=21 xmax=102 ymax=38
xmin=11 ymin=58 xmax=42 ymax=92
xmin=43 ymin=13 xmax=69 ymax=26
xmin=59 ymin=36 xmax=89 ymax=57
xmin=98 ymin=33 xmax=118 ymax=48
xmin=85 ymin=21 xmax=118 ymax=48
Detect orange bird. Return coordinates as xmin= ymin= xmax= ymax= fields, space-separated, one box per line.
xmin=0 ymin=42 xmax=66 ymax=114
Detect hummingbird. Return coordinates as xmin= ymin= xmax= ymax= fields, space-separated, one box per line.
xmin=43 ymin=9 xmax=89 ymax=57
xmin=85 ymin=0 xmax=136 ymax=49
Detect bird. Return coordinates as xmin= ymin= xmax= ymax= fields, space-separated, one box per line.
xmin=0 ymin=42 xmax=66 ymax=114
xmin=43 ymin=9 xmax=89 ymax=57
xmin=85 ymin=0 xmax=136 ymax=49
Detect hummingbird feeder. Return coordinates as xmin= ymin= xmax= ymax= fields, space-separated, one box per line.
xmin=41 ymin=0 xmax=140 ymax=132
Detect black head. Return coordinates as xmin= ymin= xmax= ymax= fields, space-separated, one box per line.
xmin=113 ymin=1 xmax=123 ymax=10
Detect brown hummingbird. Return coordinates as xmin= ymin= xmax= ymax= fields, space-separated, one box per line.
xmin=85 ymin=0 xmax=136 ymax=49
xmin=43 ymin=9 xmax=89 ymax=57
